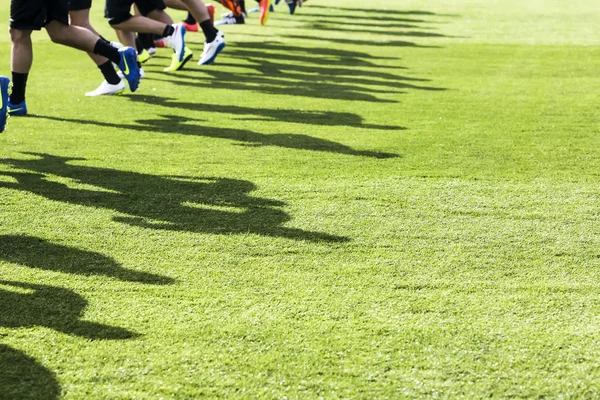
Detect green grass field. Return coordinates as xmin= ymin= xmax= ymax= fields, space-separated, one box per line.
xmin=1 ymin=0 xmax=600 ymax=398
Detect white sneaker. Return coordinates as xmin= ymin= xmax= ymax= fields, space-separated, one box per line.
xmin=168 ymin=23 xmax=186 ymax=63
xmin=85 ymin=80 xmax=126 ymax=97
xmin=148 ymin=47 xmax=157 ymax=56
xmin=117 ymin=67 xmax=145 ymax=79
xmin=198 ymin=34 xmax=226 ymax=65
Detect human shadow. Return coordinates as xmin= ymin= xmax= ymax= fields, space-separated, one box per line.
xmin=307 ymin=5 xmax=451 ymax=16
xmin=0 ymin=344 xmax=60 ymax=400
xmin=35 ymin=114 xmax=398 ymax=159
xmin=0 ymin=153 xmax=349 ymax=242
xmin=265 ymin=34 xmax=441 ymax=48
xmin=125 ymin=94 xmax=405 ymax=131
xmin=0 ymin=280 xmax=137 ymax=339
xmin=0 ymin=235 xmax=173 ymax=285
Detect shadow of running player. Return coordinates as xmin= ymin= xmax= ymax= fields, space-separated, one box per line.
xmin=0 ymin=344 xmax=61 ymax=400
xmin=0 ymin=280 xmax=137 ymax=339
xmin=0 ymin=235 xmax=173 ymax=285
xmin=0 ymin=153 xmax=348 ymax=242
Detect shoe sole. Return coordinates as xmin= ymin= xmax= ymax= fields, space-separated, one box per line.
xmin=177 ymin=52 xmax=194 ymax=71
xmin=199 ymin=42 xmax=226 ymax=65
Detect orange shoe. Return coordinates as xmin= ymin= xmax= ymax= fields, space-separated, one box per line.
xmin=259 ymin=0 xmax=273 ymax=25
xmin=206 ymin=3 xmax=216 ymax=22
xmin=220 ymin=0 xmax=242 ymax=16
xmin=183 ymin=21 xmax=198 ymax=32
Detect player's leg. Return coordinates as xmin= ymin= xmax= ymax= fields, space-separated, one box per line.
xmin=107 ymin=0 xmax=189 ymax=70
xmin=68 ymin=1 xmax=125 ymax=96
xmin=7 ymin=0 xmax=38 ymax=116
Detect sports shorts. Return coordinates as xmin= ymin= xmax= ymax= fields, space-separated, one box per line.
xmin=105 ymin=0 xmax=166 ymax=25
xmin=68 ymin=0 xmax=92 ymax=11
xmin=10 ymin=0 xmax=69 ymax=30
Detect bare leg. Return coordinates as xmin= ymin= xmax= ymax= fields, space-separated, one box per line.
xmin=10 ymin=28 xmax=33 ymax=74
xmin=69 ymin=9 xmax=108 ymax=66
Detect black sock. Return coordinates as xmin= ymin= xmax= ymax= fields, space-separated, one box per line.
xmin=200 ymin=19 xmax=218 ymax=43
xmin=239 ymin=0 xmax=246 ymax=14
xmin=98 ymin=61 xmax=121 ymax=85
xmin=139 ymin=33 xmax=154 ymax=50
xmin=93 ymin=39 xmax=121 ymax=65
xmin=10 ymin=72 xmax=28 ymax=104
xmin=162 ymin=25 xmax=175 ymax=38
xmin=184 ymin=12 xmax=197 ymax=25
xmin=135 ymin=37 xmax=145 ymax=54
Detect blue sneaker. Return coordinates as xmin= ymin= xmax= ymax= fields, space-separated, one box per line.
xmin=8 ymin=100 xmax=27 ymax=116
xmin=117 ymin=47 xmax=140 ymax=92
xmin=0 ymin=76 xmax=10 ymax=133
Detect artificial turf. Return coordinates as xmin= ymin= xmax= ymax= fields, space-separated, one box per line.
xmin=1 ymin=0 xmax=600 ymax=398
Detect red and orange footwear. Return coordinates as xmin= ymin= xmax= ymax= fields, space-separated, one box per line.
xmin=183 ymin=21 xmax=199 ymax=32
xmin=206 ymin=3 xmax=216 ymax=22
xmin=220 ymin=0 xmax=242 ymax=16
xmin=259 ymin=0 xmax=273 ymax=25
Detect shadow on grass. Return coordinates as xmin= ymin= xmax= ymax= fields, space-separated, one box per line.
xmin=0 ymin=280 xmax=137 ymax=339
xmin=125 ymin=94 xmax=405 ymax=131
xmin=0 ymin=153 xmax=349 ymax=243
xmin=0 ymin=344 xmax=60 ymax=400
xmin=0 ymin=235 xmax=173 ymax=284
xmin=35 ymin=114 xmax=398 ymax=159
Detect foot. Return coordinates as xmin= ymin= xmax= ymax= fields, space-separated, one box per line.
xmin=118 ymin=67 xmax=145 ymax=79
xmin=154 ymin=38 xmax=167 ymax=48
xmin=285 ymin=0 xmax=302 ymax=14
xmin=206 ymin=3 xmax=216 ymax=22
xmin=168 ymin=23 xmax=187 ymax=64
xmin=220 ymin=0 xmax=242 ymax=16
xmin=117 ymin=47 xmax=141 ymax=92
xmin=259 ymin=0 xmax=274 ymax=25
xmin=85 ymin=80 xmax=126 ymax=97
xmin=8 ymin=100 xmax=27 ymax=117
xmin=164 ymin=47 xmax=193 ymax=72
xmin=215 ymin=13 xmax=246 ymax=25
xmin=138 ymin=49 xmax=151 ymax=64
xmin=183 ymin=22 xmax=198 ymax=32
xmin=0 ymin=77 xmax=10 ymax=133
xmin=198 ymin=33 xmax=226 ymax=65
xmin=148 ymin=47 xmax=157 ymax=56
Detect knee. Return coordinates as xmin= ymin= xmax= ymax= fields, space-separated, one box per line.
xmin=46 ymin=26 xmax=69 ymax=45
xmin=9 ymin=28 xmax=31 ymax=45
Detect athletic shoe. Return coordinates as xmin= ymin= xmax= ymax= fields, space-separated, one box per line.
xmin=0 ymin=77 xmax=10 ymax=133
xmin=220 ymin=0 xmax=242 ymax=16
xmin=198 ymin=34 xmax=225 ymax=65
xmin=183 ymin=22 xmax=198 ymax=32
xmin=85 ymin=80 xmax=126 ymax=97
xmin=259 ymin=0 xmax=273 ymax=25
xmin=117 ymin=47 xmax=141 ymax=92
xmin=168 ymin=23 xmax=186 ymax=64
xmin=8 ymin=100 xmax=27 ymax=116
xmin=118 ymin=67 xmax=145 ymax=79
xmin=154 ymin=38 xmax=167 ymax=48
xmin=207 ymin=3 xmax=216 ymax=22
xmin=285 ymin=0 xmax=298 ymax=14
xmin=215 ymin=13 xmax=246 ymax=25
xmin=148 ymin=47 xmax=157 ymax=56
xmin=138 ymin=49 xmax=151 ymax=64
xmin=247 ymin=7 xmax=258 ymax=13
xmin=164 ymin=47 xmax=193 ymax=72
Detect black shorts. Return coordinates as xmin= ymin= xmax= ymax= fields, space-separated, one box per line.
xmin=68 ymin=0 xmax=92 ymax=11
xmin=105 ymin=0 xmax=166 ymax=25
xmin=10 ymin=0 xmax=70 ymax=30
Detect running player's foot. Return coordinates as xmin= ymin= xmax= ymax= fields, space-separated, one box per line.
xmin=183 ymin=22 xmax=198 ymax=32
xmin=154 ymin=38 xmax=167 ymax=48
xmin=259 ymin=0 xmax=274 ymax=24
xmin=168 ymin=23 xmax=186 ymax=64
xmin=165 ymin=47 xmax=193 ymax=72
xmin=85 ymin=80 xmax=126 ymax=97
xmin=138 ymin=49 xmax=151 ymax=64
xmin=215 ymin=13 xmax=246 ymax=25
xmin=118 ymin=67 xmax=145 ymax=79
xmin=285 ymin=0 xmax=298 ymax=14
xmin=198 ymin=33 xmax=225 ymax=65
xmin=0 ymin=77 xmax=10 ymax=133
xmin=220 ymin=0 xmax=242 ymax=16
xmin=8 ymin=100 xmax=27 ymax=117
xmin=117 ymin=47 xmax=141 ymax=92
xmin=206 ymin=3 xmax=216 ymax=22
